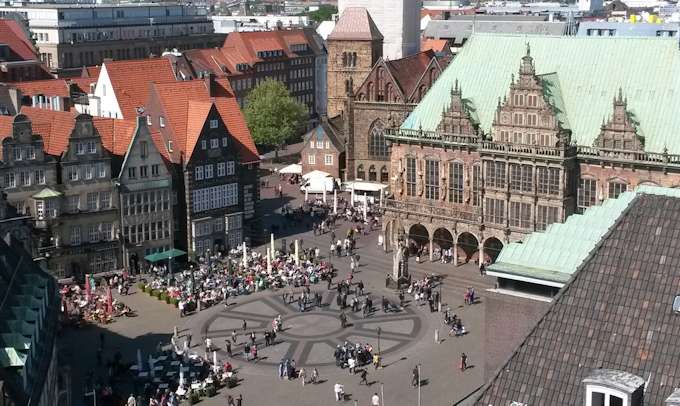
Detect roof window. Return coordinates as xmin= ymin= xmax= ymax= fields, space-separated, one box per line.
xmin=673 ymin=295 xmax=680 ymax=314
xmin=583 ymin=370 xmax=644 ymax=406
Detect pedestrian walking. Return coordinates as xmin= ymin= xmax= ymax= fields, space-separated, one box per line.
xmin=226 ymin=340 xmax=232 ymax=357
xmin=299 ymin=367 xmax=306 ymax=386
xmin=460 ymin=353 xmax=468 ymax=371
xmin=372 ymin=353 xmax=381 ymax=370
xmin=242 ymin=319 xmax=247 ymax=332
xmin=412 ymin=366 xmax=419 ymax=387
xmin=231 ymin=330 xmax=237 ymax=344
xmin=434 ymin=328 xmax=440 ymax=344
xmin=334 ymin=383 xmax=344 ymax=401
xmin=250 ymin=331 xmax=256 ymax=346
xmin=359 ymin=369 xmax=369 ymax=385
xmin=348 ymin=357 xmax=356 ymax=374
xmin=187 ymin=334 xmax=192 ymax=349
xmin=371 ymin=393 xmax=380 ymax=406
xmin=311 ymin=368 xmax=319 ymax=384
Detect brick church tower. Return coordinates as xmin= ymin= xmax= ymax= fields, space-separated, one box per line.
xmin=326 ymin=7 xmax=383 ymax=118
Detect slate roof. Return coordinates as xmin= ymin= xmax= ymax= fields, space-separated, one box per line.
xmin=328 ymin=7 xmax=383 ymax=41
xmin=102 ymin=58 xmax=176 ymax=118
xmin=577 ymin=21 xmax=679 ymax=37
xmin=475 ymin=190 xmax=680 ymax=406
xmin=148 ymin=78 xmax=258 ymax=163
xmin=403 ymin=34 xmax=680 ymax=154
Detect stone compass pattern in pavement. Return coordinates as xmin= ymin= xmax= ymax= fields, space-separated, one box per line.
xmin=200 ymin=291 xmax=424 ymax=368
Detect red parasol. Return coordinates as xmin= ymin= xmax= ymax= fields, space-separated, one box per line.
xmin=106 ymin=285 xmax=113 ymax=315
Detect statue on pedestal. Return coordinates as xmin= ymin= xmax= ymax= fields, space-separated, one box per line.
xmin=388 ymin=236 xmax=410 ymax=289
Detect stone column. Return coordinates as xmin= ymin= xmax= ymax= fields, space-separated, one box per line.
xmin=242 ymin=241 xmax=247 ymax=268
xmin=429 ymin=237 xmax=434 ymax=262
xmin=333 ymin=189 xmax=338 ymax=214
xmin=270 ymin=233 xmax=275 ymax=256
xmin=453 ymin=242 xmax=458 ymax=266
xmin=478 ymin=243 xmax=485 ymax=267
xmin=294 ymin=240 xmax=300 ymax=266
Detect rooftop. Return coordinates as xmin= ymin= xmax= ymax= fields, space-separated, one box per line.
xmin=475 ymin=190 xmax=680 ymax=405
xmin=327 ymin=7 xmax=383 ymax=42
xmin=402 ymin=34 xmax=680 ymax=155
xmin=489 ymin=186 xmax=680 ymax=287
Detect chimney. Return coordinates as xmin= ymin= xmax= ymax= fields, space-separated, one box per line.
xmin=204 ymin=72 xmax=217 ymax=97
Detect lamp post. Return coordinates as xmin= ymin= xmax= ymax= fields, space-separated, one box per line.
xmin=377 ymin=327 xmax=381 ymax=357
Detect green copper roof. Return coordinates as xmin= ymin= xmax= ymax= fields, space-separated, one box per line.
xmin=489 ymin=186 xmax=680 ymax=285
xmin=402 ymin=34 xmax=680 ymax=154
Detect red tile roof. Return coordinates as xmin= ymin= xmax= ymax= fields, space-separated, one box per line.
xmin=13 ymin=79 xmax=71 ymax=97
xmin=92 ymin=117 xmax=137 ymax=156
xmin=421 ymin=39 xmax=450 ymax=53
xmin=219 ymin=29 xmax=320 ymax=70
xmin=69 ymin=77 xmax=96 ymax=94
xmin=386 ymin=50 xmax=437 ymax=98
xmin=103 ymin=58 xmax=177 ymax=118
xmin=328 ymin=7 xmax=383 ymax=41
xmin=12 ymin=107 xmax=136 ymax=157
xmin=83 ymin=66 xmax=101 ymax=78
xmin=183 ymin=48 xmax=233 ymax=75
xmin=19 ymin=107 xmax=76 ymax=156
xmin=0 ymin=19 xmax=39 ymax=61
xmin=148 ymin=78 xmax=259 ymax=163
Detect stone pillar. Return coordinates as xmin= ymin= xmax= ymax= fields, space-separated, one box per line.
xmin=333 ymin=189 xmax=338 ymax=214
xmin=478 ymin=243 xmax=485 ymax=267
xmin=294 ymin=240 xmax=300 ymax=266
xmin=429 ymin=237 xmax=434 ymax=262
xmin=270 ymin=233 xmax=275 ymax=256
xmin=304 ymin=188 xmax=309 ymax=202
xmin=242 ymin=241 xmax=247 ymax=268
xmin=453 ymin=242 xmax=458 ymax=266
xmin=323 ymin=187 xmax=327 ymax=203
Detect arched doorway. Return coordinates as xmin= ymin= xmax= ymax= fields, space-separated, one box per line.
xmin=483 ymin=237 xmax=504 ymax=264
xmin=407 ymin=224 xmax=429 ymax=256
xmin=457 ymin=232 xmax=479 ymax=264
xmin=433 ymin=228 xmax=454 ymax=250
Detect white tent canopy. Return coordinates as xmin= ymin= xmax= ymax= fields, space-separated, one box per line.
xmin=343 ymin=181 xmax=389 ymax=193
xmin=302 ymin=169 xmax=331 ymax=180
xmin=278 ymin=163 xmax=302 ymax=174
xmin=301 ymin=170 xmax=336 ymax=193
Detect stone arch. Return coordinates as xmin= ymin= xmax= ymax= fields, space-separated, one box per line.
xmin=456 ymin=232 xmax=479 ymax=263
xmin=482 ymin=237 xmax=504 ymax=264
xmin=433 ymin=228 xmax=454 ymax=250
xmin=407 ymin=223 xmax=429 ymax=255
xmin=638 ymin=180 xmax=659 ymax=187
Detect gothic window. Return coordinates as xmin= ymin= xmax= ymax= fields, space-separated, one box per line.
xmin=537 ymin=167 xmax=560 ymax=195
xmin=608 ymin=181 xmax=627 ymax=199
xmin=448 ymin=161 xmax=464 ymax=204
xmin=536 ymin=205 xmax=559 ymax=231
xmin=472 ymin=164 xmax=481 ymax=207
xmin=342 ymin=52 xmax=347 ymax=67
xmin=509 ymin=201 xmax=532 ymax=229
xmin=406 ymin=157 xmax=416 ymax=197
xmin=578 ymin=178 xmax=597 ymax=212
xmin=425 ymin=159 xmax=440 ymax=200
xmin=485 ymin=198 xmax=506 ymax=225
xmin=351 ymin=52 xmax=357 ymax=67
xmin=485 ymin=161 xmax=506 ymax=189
xmin=368 ymin=121 xmax=389 ymax=159
xmin=357 ymin=165 xmax=365 ymax=180
xmin=368 ymin=165 xmax=377 ymax=182
xmin=380 ymin=166 xmax=389 ymax=183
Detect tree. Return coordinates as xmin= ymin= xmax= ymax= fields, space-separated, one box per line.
xmin=244 ymin=79 xmax=307 ymax=159
xmin=302 ymin=5 xmax=338 ymax=23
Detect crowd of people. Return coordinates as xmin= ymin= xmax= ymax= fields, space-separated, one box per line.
xmin=60 ymin=273 xmax=135 ymax=326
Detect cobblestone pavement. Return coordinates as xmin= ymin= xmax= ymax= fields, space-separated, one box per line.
xmin=62 ymin=172 xmax=549 ymax=406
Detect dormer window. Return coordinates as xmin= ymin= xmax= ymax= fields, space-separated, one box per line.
xmin=583 ymin=370 xmax=644 ymax=406
xmin=159 ymin=116 xmax=165 ymax=128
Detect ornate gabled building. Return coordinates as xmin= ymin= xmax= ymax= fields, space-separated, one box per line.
xmin=345 ymin=50 xmax=450 ymax=182
xmin=383 ymin=34 xmax=680 ymax=267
